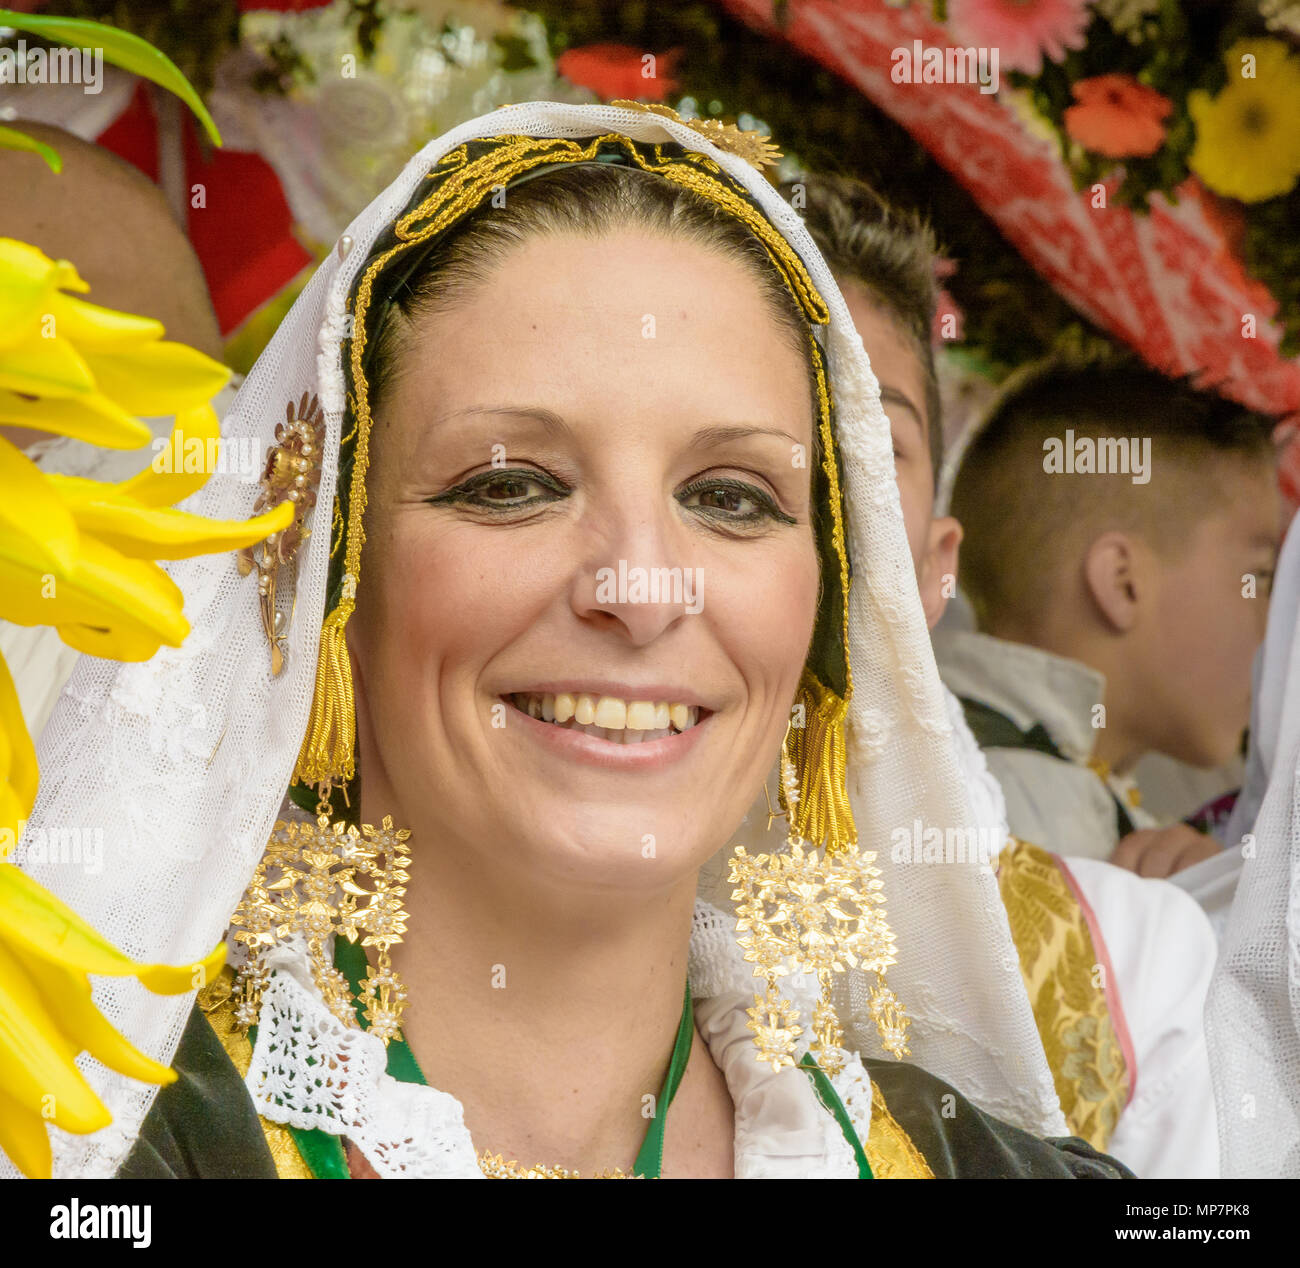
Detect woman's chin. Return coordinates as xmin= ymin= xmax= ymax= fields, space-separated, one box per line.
xmin=496 ymin=807 xmax=720 ymax=890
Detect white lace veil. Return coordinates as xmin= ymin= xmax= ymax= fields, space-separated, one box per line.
xmin=1210 ymin=516 xmax=1300 ymax=1177
xmin=8 ymin=102 xmax=1064 ymax=1179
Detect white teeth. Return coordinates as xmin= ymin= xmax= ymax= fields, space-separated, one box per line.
xmin=625 ymin=701 xmax=657 ymax=730
xmin=510 ymin=692 xmax=704 ymax=740
xmin=594 ymin=696 xmax=627 ymax=729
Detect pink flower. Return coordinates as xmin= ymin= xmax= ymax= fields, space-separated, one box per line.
xmin=949 ymin=0 xmax=1092 ymax=76
xmin=1064 ymin=74 xmax=1172 ymax=157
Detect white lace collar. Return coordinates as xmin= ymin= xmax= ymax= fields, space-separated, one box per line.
xmin=244 ymin=904 xmax=873 ymax=1178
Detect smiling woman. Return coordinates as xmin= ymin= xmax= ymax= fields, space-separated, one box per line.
xmin=13 ymin=103 xmax=1132 ymax=1181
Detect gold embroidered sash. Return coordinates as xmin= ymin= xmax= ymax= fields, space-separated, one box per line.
xmin=997 ymin=840 xmax=1131 ymax=1151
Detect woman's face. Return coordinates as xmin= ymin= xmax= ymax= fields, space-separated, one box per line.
xmin=352 ymin=229 xmax=819 ymax=897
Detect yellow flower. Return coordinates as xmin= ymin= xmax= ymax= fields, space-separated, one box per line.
xmin=1188 ymin=39 xmax=1300 ymax=203
xmin=0 ymin=239 xmax=293 ymax=1176
xmin=0 ymin=855 xmax=225 ymax=1179
xmin=0 ymin=238 xmax=230 ymax=447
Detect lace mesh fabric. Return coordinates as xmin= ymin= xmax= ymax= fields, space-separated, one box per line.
xmin=1209 ymin=520 xmax=1300 ymax=1177
xmin=8 ymin=102 xmax=1061 ymax=1180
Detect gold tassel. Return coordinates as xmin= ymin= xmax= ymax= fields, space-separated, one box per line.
xmin=783 ymin=667 xmax=857 ymax=857
xmin=293 ymin=608 xmax=357 ymax=787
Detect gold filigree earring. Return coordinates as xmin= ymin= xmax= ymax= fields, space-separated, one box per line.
xmin=229 ymin=796 xmax=412 ymax=1043
xmin=729 ymin=725 xmax=909 ymax=1076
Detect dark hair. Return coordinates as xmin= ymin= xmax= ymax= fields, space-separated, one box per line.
xmin=779 ymin=171 xmax=943 ymax=480
xmin=368 ymin=161 xmax=818 ymax=420
xmin=951 ymin=355 xmax=1278 ymax=632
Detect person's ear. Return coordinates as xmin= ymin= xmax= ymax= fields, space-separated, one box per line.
xmin=919 ymin=514 xmax=963 ymax=631
xmin=1082 ymin=531 xmax=1141 ymax=632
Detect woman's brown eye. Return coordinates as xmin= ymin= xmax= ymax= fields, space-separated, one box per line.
xmin=698 ymin=488 xmax=745 ymax=513
xmin=483 ymin=477 xmax=531 ymax=501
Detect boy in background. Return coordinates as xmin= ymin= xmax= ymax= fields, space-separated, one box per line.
xmin=946 ymin=367 xmax=1280 ymax=875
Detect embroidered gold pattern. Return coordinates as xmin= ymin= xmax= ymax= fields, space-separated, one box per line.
xmin=863 ymin=1080 xmax=935 ymax=1179
xmin=997 ymin=839 xmax=1130 ymax=1151
xmin=609 ymin=100 xmax=784 ymax=170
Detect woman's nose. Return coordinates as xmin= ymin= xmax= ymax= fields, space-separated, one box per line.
xmin=568 ymin=497 xmax=704 ymax=646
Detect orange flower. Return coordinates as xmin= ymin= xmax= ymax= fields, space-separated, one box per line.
xmin=557 ymin=43 xmax=681 ymax=103
xmin=1064 ymin=74 xmax=1173 ymax=158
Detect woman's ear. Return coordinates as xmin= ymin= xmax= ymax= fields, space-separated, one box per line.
xmin=919 ymin=515 xmax=963 ymax=631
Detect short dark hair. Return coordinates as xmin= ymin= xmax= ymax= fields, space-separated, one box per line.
xmin=951 ymin=355 xmax=1277 ymax=632
xmin=780 ymin=171 xmax=943 ymax=479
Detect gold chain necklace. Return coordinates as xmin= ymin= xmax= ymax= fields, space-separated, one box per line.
xmin=476 ymin=1150 xmax=645 ymax=1180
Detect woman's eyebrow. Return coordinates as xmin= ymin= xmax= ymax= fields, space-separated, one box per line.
xmin=691 ymin=423 xmax=802 ymax=449
xmin=431 ymin=404 xmax=576 ymax=439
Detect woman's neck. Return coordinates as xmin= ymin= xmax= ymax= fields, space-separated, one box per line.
xmin=384 ymin=845 xmax=733 ymax=1176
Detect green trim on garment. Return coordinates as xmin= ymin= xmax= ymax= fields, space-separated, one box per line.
xmin=798 ymin=1053 xmax=873 ymax=1179
xmin=283 ymin=936 xmax=693 ymax=1178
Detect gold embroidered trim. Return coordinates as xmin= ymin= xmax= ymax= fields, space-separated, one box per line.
xmin=198 ymin=966 xmax=313 ymax=1179
xmin=863 ymin=1080 xmax=935 ymax=1179
xmin=997 ymin=839 xmax=1130 ymax=1151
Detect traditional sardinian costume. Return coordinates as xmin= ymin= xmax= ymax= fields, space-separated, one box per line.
xmin=6 ymin=103 xmax=1129 ymax=1180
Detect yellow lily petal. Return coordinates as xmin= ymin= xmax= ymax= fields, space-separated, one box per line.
xmin=49 ymin=293 xmax=165 ymax=351
xmin=0 ymin=328 xmax=95 ymax=398
xmin=0 ymin=785 xmax=25 ymax=855
xmin=0 ymin=934 xmax=112 ymax=1133
xmin=60 ymin=494 xmax=295 ymax=561
xmin=0 ymin=655 xmax=38 ymax=824
xmin=0 ymin=238 xmax=86 ymax=351
xmin=0 ymin=535 xmax=189 ymax=656
xmin=20 ymin=955 xmax=177 ymax=1086
xmin=0 ymin=387 xmax=152 ymax=449
xmin=0 ymin=862 xmax=225 ymax=990
xmin=0 ymin=435 xmax=79 ymax=574
xmin=83 ymin=341 xmax=231 ymax=416
xmin=0 ymin=1087 xmax=53 ymax=1179
xmin=114 ymin=403 xmax=221 ymax=508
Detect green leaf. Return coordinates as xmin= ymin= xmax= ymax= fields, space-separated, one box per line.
xmin=0 ymin=11 xmax=222 ymax=146
xmin=0 ymin=124 xmax=61 ymax=173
